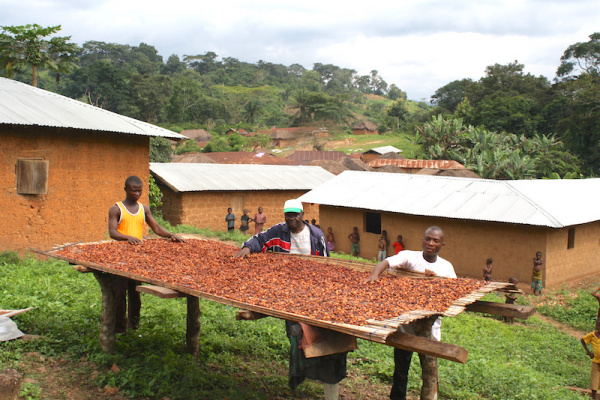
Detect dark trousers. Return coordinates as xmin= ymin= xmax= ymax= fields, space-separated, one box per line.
xmin=115 ymin=279 xmax=141 ymax=332
xmin=390 ymin=348 xmax=413 ymax=400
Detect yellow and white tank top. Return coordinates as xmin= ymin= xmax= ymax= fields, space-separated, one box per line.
xmin=116 ymin=201 xmax=145 ymax=240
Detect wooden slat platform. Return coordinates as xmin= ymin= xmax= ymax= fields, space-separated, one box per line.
xmin=32 ymin=237 xmax=511 ymax=355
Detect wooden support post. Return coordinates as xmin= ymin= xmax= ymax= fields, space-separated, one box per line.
xmin=385 ymin=331 xmax=468 ymax=364
xmin=186 ymin=296 xmax=201 ymax=356
xmin=413 ymin=316 xmax=438 ymax=400
xmin=0 ymin=369 xmax=22 ymax=400
xmin=94 ymin=272 xmax=123 ymax=354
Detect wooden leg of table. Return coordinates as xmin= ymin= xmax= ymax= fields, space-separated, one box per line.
xmin=94 ymin=272 xmax=121 ymax=354
xmin=414 ymin=316 xmax=438 ymax=400
xmin=186 ymin=296 xmax=201 ymax=356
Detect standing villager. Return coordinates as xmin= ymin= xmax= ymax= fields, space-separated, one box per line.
xmin=366 ymin=226 xmax=456 ymax=400
xmin=378 ymin=230 xmax=390 ymax=262
xmin=236 ymin=199 xmax=352 ymax=399
xmin=483 ymin=257 xmax=493 ymax=282
xmin=592 ymin=287 xmax=600 ymax=320
xmin=531 ymin=251 xmax=543 ymax=295
xmin=392 ymin=235 xmax=404 ymax=255
xmin=503 ymin=277 xmax=519 ymax=323
xmin=326 ymin=227 xmax=335 ymax=252
xmin=225 ymin=207 xmax=236 ymax=232
xmin=348 ymin=227 xmax=360 ymax=257
xmin=581 ymin=318 xmax=600 ymax=400
xmin=251 ymin=206 xmax=267 ymax=234
xmin=108 ymin=175 xmax=184 ymax=333
xmin=240 ymin=209 xmax=250 ymax=233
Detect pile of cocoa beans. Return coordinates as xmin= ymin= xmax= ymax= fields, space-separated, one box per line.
xmin=55 ymin=239 xmax=485 ymax=326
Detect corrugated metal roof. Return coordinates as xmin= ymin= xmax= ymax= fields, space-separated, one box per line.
xmin=150 ymin=163 xmax=335 ymax=192
xmin=0 ymin=77 xmax=186 ymax=140
xmin=363 ymin=145 xmax=402 ymax=154
xmin=297 ymin=171 xmax=600 ymax=228
xmin=369 ymin=159 xmax=465 ymax=169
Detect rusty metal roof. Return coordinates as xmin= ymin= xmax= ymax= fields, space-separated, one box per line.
xmin=285 ymin=151 xmax=348 ymax=163
xmin=369 ymin=159 xmax=466 ymax=169
xmin=150 ymin=163 xmax=335 ymax=192
xmin=298 ymin=171 xmax=600 ymax=228
xmin=0 ymin=77 xmax=185 ymax=140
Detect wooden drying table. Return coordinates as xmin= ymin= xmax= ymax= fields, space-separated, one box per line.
xmin=33 ymin=237 xmax=534 ymax=400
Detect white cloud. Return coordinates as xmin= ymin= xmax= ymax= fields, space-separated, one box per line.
xmin=1 ymin=0 xmax=599 ymax=99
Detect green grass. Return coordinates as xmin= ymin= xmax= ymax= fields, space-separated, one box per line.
xmin=0 ymin=248 xmax=593 ymax=399
xmin=533 ymin=285 xmax=599 ymax=331
xmin=327 ymin=132 xmax=422 ymax=157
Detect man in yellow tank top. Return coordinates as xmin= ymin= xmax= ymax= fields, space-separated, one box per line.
xmin=108 ymin=175 xmax=184 ymax=332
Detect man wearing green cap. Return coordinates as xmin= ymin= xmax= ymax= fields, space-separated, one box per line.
xmin=236 ymin=199 xmax=328 ymax=257
xmin=236 ymin=199 xmax=348 ymax=399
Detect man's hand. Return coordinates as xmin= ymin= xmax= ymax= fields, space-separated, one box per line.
xmin=126 ymin=236 xmax=143 ymax=245
xmin=424 ymin=269 xmax=438 ymax=277
xmin=169 ymin=234 xmax=185 ymax=243
xmin=235 ymin=247 xmax=251 ymax=258
xmin=364 ymin=274 xmax=379 ymax=283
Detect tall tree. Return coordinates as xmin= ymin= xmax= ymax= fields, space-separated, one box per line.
xmin=0 ymin=24 xmax=79 ymax=86
xmin=557 ymin=32 xmax=600 ymax=79
xmin=555 ymin=33 xmax=600 ymax=175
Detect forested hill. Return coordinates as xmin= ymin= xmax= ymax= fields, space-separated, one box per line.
xmin=3 ymin=28 xmax=600 ymax=177
xmin=8 ymin=40 xmax=409 ymax=134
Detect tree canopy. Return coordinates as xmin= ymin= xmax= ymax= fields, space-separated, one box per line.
xmin=0 ymin=24 xmax=79 ymax=87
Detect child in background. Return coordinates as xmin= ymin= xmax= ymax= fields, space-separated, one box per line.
xmin=483 ymin=257 xmax=493 ymax=282
xmin=581 ymin=318 xmax=600 ymax=399
xmin=392 ymin=235 xmax=404 ymax=255
xmin=377 ymin=230 xmax=390 ymax=262
xmin=240 ymin=209 xmax=250 ymax=233
xmin=593 ymin=287 xmax=600 ymax=320
xmin=531 ymin=251 xmax=543 ymax=295
xmin=348 ymin=227 xmax=360 ymax=257
xmin=504 ymin=277 xmax=519 ymax=323
xmin=326 ymin=227 xmax=335 ymax=252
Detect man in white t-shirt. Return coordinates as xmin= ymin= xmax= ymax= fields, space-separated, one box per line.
xmin=366 ymin=226 xmax=455 ymax=400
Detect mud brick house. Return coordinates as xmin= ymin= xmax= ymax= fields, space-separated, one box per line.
xmin=150 ymin=163 xmax=334 ymax=232
xmin=368 ymin=158 xmax=480 ymax=178
xmin=351 ymin=120 xmax=378 ymax=135
xmin=0 ymin=78 xmax=185 ymax=252
xmin=299 ymin=171 xmax=600 ymax=287
xmin=264 ymin=127 xmax=329 ymax=148
xmin=179 ymin=129 xmax=212 ymax=148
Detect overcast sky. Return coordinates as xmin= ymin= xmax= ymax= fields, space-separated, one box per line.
xmin=1 ymin=0 xmax=599 ymax=100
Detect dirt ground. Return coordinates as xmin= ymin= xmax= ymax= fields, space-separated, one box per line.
xmin=12 ymin=351 xmax=397 ymax=400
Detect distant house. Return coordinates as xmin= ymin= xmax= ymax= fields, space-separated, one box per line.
xmin=151 ymin=163 xmax=335 ymax=231
xmin=299 ymin=171 xmax=600 ymax=287
xmin=179 ymin=129 xmax=213 ymax=148
xmin=171 ymin=151 xmax=296 ymax=165
xmin=362 ymin=146 xmax=402 ymax=163
xmin=352 ymin=121 xmax=378 ymax=135
xmin=368 ymin=158 xmax=479 ymax=177
xmin=264 ymin=127 xmax=329 ymax=148
xmin=285 ymin=151 xmax=348 ymax=165
xmin=0 ymin=77 xmax=185 ymax=252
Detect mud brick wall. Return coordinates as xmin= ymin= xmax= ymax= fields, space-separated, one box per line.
xmin=1 ymin=126 xmax=150 ymax=252
xmin=158 ymin=186 xmax=320 ymax=233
